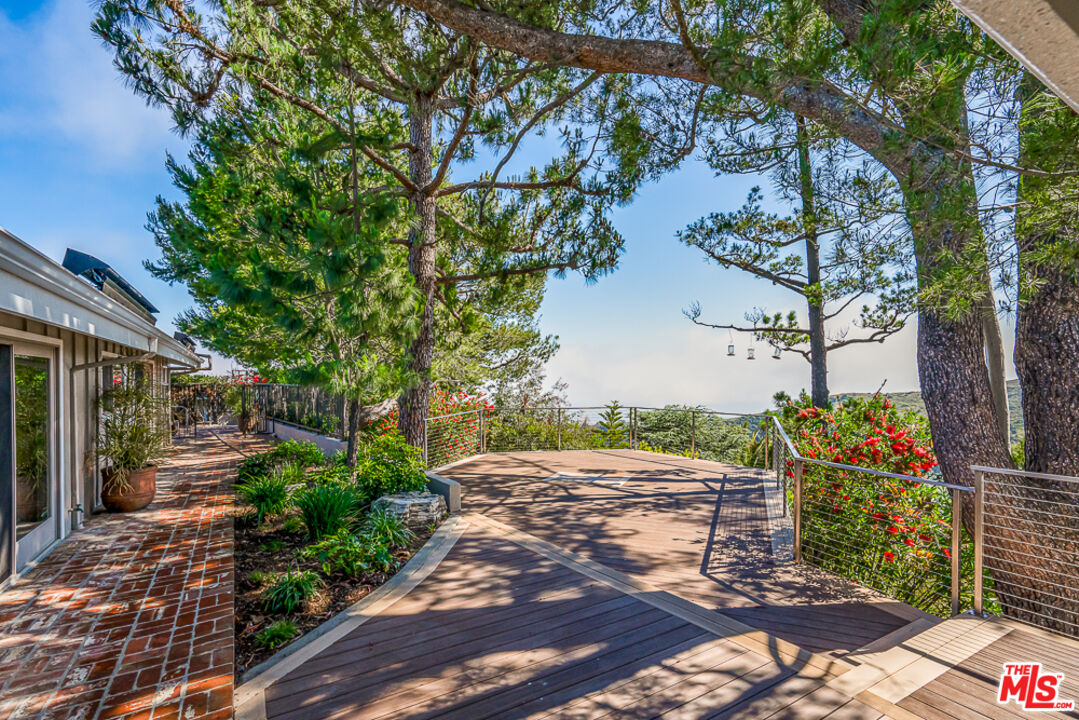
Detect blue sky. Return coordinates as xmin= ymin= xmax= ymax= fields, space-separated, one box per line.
xmin=0 ymin=0 xmax=1016 ymax=412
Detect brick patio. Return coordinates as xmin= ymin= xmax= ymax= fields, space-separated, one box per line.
xmin=0 ymin=429 xmax=269 ymax=720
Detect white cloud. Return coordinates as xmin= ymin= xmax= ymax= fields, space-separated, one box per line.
xmin=0 ymin=0 xmax=177 ymax=163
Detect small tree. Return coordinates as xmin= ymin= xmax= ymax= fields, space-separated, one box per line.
xmin=597 ymin=401 xmax=628 ymax=448
xmin=682 ymin=116 xmax=914 ymax=408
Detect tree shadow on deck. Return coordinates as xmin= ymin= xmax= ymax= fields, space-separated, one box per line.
xmin=263 ymin=531 xmax=832 ymax=720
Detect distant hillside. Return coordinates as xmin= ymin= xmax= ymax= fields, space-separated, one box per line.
xmin=835 ymin=379 xmax=1023 ymax=444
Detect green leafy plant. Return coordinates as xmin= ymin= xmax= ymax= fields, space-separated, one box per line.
xmin=255 ymin=619 xmax=299 ymax=649
xmin=282 ymin=516 xmax=304 ymax=534
xmin=308 ymin=464 xmax=354 ymax=487
xmin=363 ymin=508 xmax=415 ymax=548
xmin=237 ymin=440 xmax=326 ymax=483
xmin=356 ymin=435 xmax=427 ymax=504
xmin=236 ymin=467 xmax=295 ymax=524
xmin=262 ymin=570 xmax=322 ymax=614
xmin=300 ymin=530 xmax=392 ymax=577
xmin=294 ymin=483 xmax=359 ymax=539
xmin=97 ymin=378 xmax=171 ymax=491
xmin=247 ymin=570 xmax=272 ymax=586
xmin=259 ymin=540 xmax=285 ymax=553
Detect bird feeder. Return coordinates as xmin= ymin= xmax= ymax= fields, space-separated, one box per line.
xmin=772 ymin=347 xmax=782 ymax=360
xmin=727 ymin=343 xmax=735 ymax=357
xmin=747 ymin=348 xmax=756 ymax=360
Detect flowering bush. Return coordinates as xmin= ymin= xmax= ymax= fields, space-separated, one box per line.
xmin=369 ymin=388 xmax=493 ymax=467
xmin=780 ymin=393 xmax=974 ymax=615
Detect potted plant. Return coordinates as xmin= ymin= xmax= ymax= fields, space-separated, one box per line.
xmin=97 ymin=377 xmax=170 ymax=512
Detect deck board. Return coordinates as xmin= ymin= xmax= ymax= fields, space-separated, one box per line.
xmin=440 ymin=450 xmax=916 ymax=652
xmin=898 ymin=627 xmax=1079 ymax=720
xmin=261 ymin=525 xmax=846 ymax=720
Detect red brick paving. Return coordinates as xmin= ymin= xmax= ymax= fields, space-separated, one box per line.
xmin=0 ymin=429 xmax=270 ymax=720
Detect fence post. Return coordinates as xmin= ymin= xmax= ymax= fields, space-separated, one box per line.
xmin=691 ymin=411 xmax=696 ymax=458
xmin=792 ymin=458 xmax=803 ymax=563
xmin=479 ymin=410 xmax=486 ymax=454
xmin=557 ymin=407 xmax=563 ymax=451
xmin=951 ymin=486 xmax=963 ymax=616
xmin=973 ymin=469 xmax=985 ymax=616
xmin=422 ymin=417 xmax=429 ymax=467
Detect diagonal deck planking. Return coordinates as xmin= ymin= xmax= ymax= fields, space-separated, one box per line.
xmin=438 ymin=449 xmax=923 ymax=653
xmin=261 ymin=524 xmax=886 ymax=720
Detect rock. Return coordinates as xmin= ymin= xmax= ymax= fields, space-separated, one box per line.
xmin=372 ymin=491 xmax=447 ymax=529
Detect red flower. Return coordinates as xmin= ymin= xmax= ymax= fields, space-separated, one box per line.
xmin=883 ymin=551 xmax=894 ymax=562
xmin=903 ymin=538 xmax=915 ymax=547
xmin=833 ymin=504 xmax=842 ymax=513
xmin=943 ymin=548 xmax=952 ymax=558
xmin=888 ymin=525 xmax=899 ymax=534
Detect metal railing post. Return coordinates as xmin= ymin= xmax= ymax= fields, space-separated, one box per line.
xmin=973 ymin=469 xmax=985 ymax=615
xmin=950 ymin=486 xmax=962 ymax=616
xmin=691 ymin=411 xmax=696 ymax=458
xmin=557 ymin=407 xmax=562 ymax=451
xmin=479 ymin=410 xmax=486 ymax=454
xmin=792 ymin=458 xmax=803 ymax=563
xmin=422 ymin=417 xmax=429 ymax=467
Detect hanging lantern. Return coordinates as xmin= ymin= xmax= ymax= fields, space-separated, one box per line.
xmin=727 ymin=343 xmax=736 ymax=357
xmin=772 ymin=347 xmax=782 ymax=360
xmin=747 ymin=348 xmax=756 ymax=360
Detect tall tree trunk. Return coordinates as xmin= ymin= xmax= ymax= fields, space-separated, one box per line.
xmin=1010 ymin=77 xmax=1079 ymax=639
xmin=978 ymin=291 xmax=1011 ymax=447
xmin=1014 ymin=75 xmax=1079 ymax=477
xmin=796 ymin=116 xmax=829 ymax=407
xmin=398 ymin=93 xmax=439 ymax=449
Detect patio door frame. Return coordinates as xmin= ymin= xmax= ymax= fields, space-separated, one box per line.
xmin=0 ymin=329 xmax=65 ymax=579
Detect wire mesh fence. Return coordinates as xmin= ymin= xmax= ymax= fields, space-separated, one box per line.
xmin=251 ymin=383 xmax=347 ymax=439
xmin=975 ymin=466 xmax=1079 ymax=638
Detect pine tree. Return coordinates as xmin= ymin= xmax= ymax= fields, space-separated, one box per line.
xmin=597 ymin=402 xmax=628 ymax=448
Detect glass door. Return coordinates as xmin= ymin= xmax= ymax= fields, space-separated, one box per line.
xmin=13 ymin=349 xmax=57 ymax=569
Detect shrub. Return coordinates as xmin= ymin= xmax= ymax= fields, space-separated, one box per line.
xmin=294 ymin=483 xmax=359 ymax=539
xmin=300 ymin=530 xmax=393 ymax=577
xmin=255 ymin=620 xmax=298 ymax=649
xmin=363 ymin=508 xmax=415 ymax=548
xmin=274 ymin=439 xmax=327 ymax=468
xmin=356 ymin=435 xmax=427 ymax=504
xmin=237 ymin=440 xmax=326 ymax=483
xmin=282 ymin=516 xmax=304 ymax=534
xmin=262 ymin=570 xmax=322 ymax=614
xmin=236 ymin=467 xmax=295 ymax=524
xmin=777 ymin=392 xmax=969 ymax=615
xmin=308 ymin=464 xmax=353 ymax=488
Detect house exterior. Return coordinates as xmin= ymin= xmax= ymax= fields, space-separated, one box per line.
xmin=1 ymin=226 xmax=202 ymax=586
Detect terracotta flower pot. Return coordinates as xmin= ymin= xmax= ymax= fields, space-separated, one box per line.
xmin=101 ymin=465 xmax=158 ymax=513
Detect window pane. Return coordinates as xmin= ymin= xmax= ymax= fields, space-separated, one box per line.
xmin=15 ymin=355 xmax=50 ymax=539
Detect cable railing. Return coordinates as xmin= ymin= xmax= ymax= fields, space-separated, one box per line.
xmin=768 ymin=416 xmax=974 ymax=618
xmin=972 ymin=465 xmax=1079 ymax=639
xmin=422 ymin=405 xmax=770 ymax=469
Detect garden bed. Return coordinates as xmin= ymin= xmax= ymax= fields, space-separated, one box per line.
xmin=233 ymin=513 xmax=439 ymax=677
xmin=228 ymin=436 xmax=441 ymax=679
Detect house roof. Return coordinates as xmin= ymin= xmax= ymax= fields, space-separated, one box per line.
xmin=0 ymin=225 xmax=200 ymax=367
xmin=951 ymin=0 xmax=1079 ymax=113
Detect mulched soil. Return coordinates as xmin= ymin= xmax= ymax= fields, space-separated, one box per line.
xmin=234 ymin=513 xmax=437 ymax=679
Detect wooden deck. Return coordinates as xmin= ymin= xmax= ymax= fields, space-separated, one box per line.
xmin=246 ymin=450 xmax=1079 ymax=720
xmin=438 ymin=450 xmax=925 ymax=653
xmin=260 ymin=522 xmax=885 ymax=720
